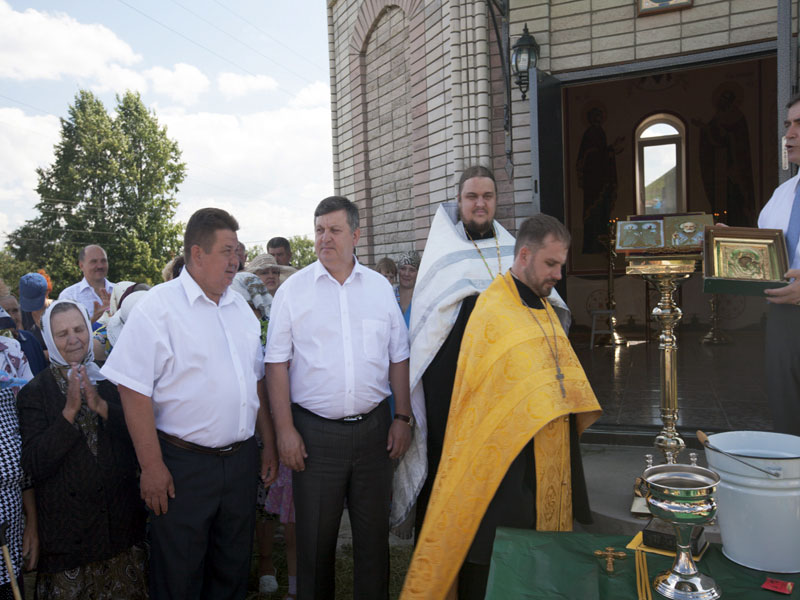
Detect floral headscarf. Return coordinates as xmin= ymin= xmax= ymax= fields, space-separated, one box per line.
xmin=397 ymin=251 xmax=421 ymax=270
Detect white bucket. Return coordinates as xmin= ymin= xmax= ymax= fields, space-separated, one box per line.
xmin=704 ymin=430 xmax=800 ymax=573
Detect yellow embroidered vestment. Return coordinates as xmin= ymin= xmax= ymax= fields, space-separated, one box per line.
xmin=400 ymin=271 xmax=601 ymax=599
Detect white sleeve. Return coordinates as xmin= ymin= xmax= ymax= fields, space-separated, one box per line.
xmin=263 ymin=285 xmax=293 ymax=363
xmin=100 ymin=306 xmax=172 ymax=397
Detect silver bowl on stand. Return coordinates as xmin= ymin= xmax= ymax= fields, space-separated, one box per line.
xmin=637 ymin=456 xmax=721 ymax=600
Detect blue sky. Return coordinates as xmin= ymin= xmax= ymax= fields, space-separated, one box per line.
xmin=0 ymin=0 xmax=333 ymax=250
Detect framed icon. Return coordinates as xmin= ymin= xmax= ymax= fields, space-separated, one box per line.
xmin=664 ymin=214 xmax=715 ymax=249
xmin=703 ymin=227 xmax=790 ymax=296
xmin=637 ymin=0 xmax=693 ymax=17
xmin=615 ymin=220 xmax=664 ymax=252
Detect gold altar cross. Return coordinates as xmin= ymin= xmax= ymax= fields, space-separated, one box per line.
xmin=594 ymin=546 xmax=627 ymax=574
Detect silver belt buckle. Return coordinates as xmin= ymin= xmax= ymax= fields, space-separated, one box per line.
xmin=342 ymin=414 xmax=363 ymax=422
xmin=218 ymin=445 xmax=234 ymax=453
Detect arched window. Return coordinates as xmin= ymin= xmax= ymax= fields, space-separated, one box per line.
xmin=635 ymin=114 xmax=686 ymax=215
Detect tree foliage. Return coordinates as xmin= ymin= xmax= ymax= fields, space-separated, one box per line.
xmin=7 ymin=90 xmax=186 ymax=292
xmin=0 ymin=251 xmax=36 ymax=296
xmin=288 ymin=235 xmax=316 ymax=268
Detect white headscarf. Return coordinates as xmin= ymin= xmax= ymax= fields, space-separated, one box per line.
xmin=43 ymin=299 xmax=106 ymax=384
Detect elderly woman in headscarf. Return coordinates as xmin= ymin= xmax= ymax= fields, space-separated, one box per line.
xmin=0 ymin=307 xmax=37 ymax=600
xmin=16 ymin=299 xmax=147 ymax=599
xmin=396 ymin=250 xmax=421 ymax=327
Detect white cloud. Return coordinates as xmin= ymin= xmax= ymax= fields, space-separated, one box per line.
xmin=90 ymin=64 xmax=149 ymax=96
xmin=0 ymin=1 xmax=142 ymax=94
xmin=290 ymin=81 xmax=331 ymax=109
xmin=158 ymin=104 xmax=333 ymax=245
xmin=0 ymin=102 xmax=335 ymax=250
xmin=145 ymin=63 xmax=210 ymax=106
xmin=217 ymin=73 xmax=279 ymax=100
xmin=0 ymin=108 xmax=60 ymax=245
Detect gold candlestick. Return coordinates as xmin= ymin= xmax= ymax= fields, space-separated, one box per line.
xmin=597 ymin=224 xmax=628 ymax=347
xmin=627 ymin=255 xmax=701 ymax=464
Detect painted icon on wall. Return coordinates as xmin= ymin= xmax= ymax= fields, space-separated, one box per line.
xmin=577 ymin=103 xmax=625 ymax=255
xmin=637 ymin=0 xmax=693 ymax=17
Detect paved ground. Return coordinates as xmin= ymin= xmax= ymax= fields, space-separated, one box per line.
xmin=572 ymin=328 xmax=771 ymax=434
xmin=334 ymin=442 xmax=721 ymax=550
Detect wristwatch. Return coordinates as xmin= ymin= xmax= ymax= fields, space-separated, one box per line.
xmin=394 ymin=413 xmax=415 ymax=428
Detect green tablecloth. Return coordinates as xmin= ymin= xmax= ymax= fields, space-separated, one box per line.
xmin=485 ymin=529 xmax=799 ymax=599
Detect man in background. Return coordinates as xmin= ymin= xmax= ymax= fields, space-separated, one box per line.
xmin=760 ymin=92 xmax=800 ymax=435
xmin=58 ymin=244 xmax=113 ymax=323
xmin=267 ymin=237 xmax=292 ymax=266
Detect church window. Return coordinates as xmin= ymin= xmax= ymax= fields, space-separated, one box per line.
xmin=636 ymin=114 xmax=686 ymax=215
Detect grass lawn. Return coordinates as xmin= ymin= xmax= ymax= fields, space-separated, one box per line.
xmin=246 ymin=532 xmax=414 ymax=599
xmin=21 ymin=527 xmax=414 ymax=599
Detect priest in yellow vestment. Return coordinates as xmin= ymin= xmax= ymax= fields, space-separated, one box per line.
xmin=401 ymin=214 xmax=602 ymax=600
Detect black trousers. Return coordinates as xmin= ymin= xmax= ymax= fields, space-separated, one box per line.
xmin=292 ymin=402 xmax=392 ymax=600
xmin=149 ymin=436 xmax=258 ymax=600
xmin=766 ymin=303 xmax=800 ymax=435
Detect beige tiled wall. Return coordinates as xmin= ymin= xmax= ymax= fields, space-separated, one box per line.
xmin=328 ymin=0 xmax=782 ymax=258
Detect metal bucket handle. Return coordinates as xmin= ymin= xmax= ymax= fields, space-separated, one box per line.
xmin=697 ymin=430 xmax=782 ymax=478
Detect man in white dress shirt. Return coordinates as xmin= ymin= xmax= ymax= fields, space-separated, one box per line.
xmin=265 ymin=196 xmax=412 ymax=600
xmin=58 ymin=244 xmax=114 ymax=323
xmin=759 ymin=93 xmax=800 ymax=436
xmin=101 ymin=208 xmax=279 ymax=599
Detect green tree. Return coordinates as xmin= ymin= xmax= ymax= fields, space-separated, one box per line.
xmin=246 ymin=244 xmax=266 ymax=262
xmin=7 ymin=90 xmax=185 ymax=292
xmin=0 ymin=251 xmax=36 ymax=295
xmin=289 ymin=235 xmax=315 ymax=268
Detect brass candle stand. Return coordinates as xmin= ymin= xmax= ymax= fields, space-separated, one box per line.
xmin=597 ymin=229 xmax=628 ymax=347
xmin=627 ymin=254 xmax=702 ymax=464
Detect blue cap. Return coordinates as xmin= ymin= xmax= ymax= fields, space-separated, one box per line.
xmin=19 ymin=272 xmax=48 ymax=312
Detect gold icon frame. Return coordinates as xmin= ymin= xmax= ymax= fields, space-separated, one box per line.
xmin=703 ymin=226 xmax=789 ymax=296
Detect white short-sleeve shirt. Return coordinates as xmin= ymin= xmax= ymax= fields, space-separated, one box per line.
xmin=101 ymin=267 xmax=265 ymax=447
xmin=264 ymin=259 xmax=409 ymax=419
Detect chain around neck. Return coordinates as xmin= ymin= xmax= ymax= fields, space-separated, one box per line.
xmin=465 ymin=224 xmax=502 ymax=279
xmin=506 ymin=271 xmax=566 ymax=398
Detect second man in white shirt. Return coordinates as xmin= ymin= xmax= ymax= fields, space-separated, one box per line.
xmin=265 ymin=196 xmax=412 ymax=600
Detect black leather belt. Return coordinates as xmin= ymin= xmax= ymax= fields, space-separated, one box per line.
xmin=293 ymin=398 xmax=388 ymax=423
xmin=157 ymin=430 xmax=245 ymax=456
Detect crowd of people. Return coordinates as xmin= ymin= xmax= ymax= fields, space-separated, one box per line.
xmin=4 ymin=87 xmax=799 ymax=598
xmin=0 ymin=203 xmax=425 ymax=599
xmin=0 ymin=162 xmax=619 ymax=600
